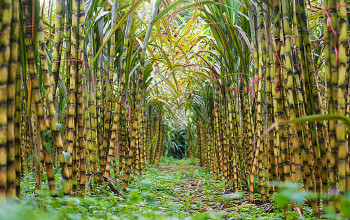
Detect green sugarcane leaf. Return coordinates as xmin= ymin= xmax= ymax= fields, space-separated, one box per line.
xmin=54 ymin=166 xmax=62 ymax=175
xmin=25 ymin=154 xmax=36 ymax=163
xmin=63 ymin=151 xmax=71 ymax=163
xmin=44 ymin=142 xmax=51 ymax=154
xmin=153 ymin=0 xmax=185 ymax=23
xmin=92 ymin=0 xmax=144 ymax=65
xmin=42 ymin=20 xmax=54 ymax=29
xmin=42 ymin=130 xmax=48 ymax=138
xmin=46 ymin=136 xmax=54 ymax=143
xmin=280 ymin=114 xmax=350 ymax=132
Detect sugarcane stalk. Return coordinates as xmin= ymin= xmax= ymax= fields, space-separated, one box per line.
xmin=0 ymin=0 xmax=12 ymax=202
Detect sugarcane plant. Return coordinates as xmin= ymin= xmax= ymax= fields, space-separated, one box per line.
xmin=0 ymin=0 xmax=349 ymax=218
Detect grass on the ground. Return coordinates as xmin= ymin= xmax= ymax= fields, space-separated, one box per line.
xmin=0 ymin=157 xmax=291 ymax=219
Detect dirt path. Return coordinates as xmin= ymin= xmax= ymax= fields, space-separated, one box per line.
xmin=153 ymin=161 xmax=274 ymax=216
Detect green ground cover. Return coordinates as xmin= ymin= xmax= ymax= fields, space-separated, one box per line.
xmin=0 ymin=158 xmax=317 ymax=219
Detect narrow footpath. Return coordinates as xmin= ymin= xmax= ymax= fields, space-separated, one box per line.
xmin=128 ymin=158 xmax=281 ymax=219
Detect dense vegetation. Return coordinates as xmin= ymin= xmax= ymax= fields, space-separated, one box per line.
xmin=0 ymin=0 xmax=350 ymax=219
xmin=0 ymin=158 xmax=290 ymax=219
